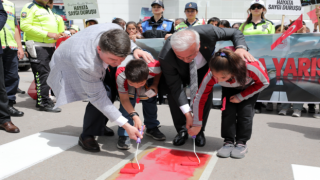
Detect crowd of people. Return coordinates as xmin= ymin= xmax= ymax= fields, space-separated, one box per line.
xmin=0 ymin=0 xmax=319 ymax=160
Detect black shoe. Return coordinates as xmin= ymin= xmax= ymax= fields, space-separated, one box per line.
xmin=146 ymin=126 xmax=166 ymax=141
xmin=78 ymin=136 xmax=100 ymax=152
xmin=173 ymin=130 xmax=188 ymax=146
xmin=17 ymin=88 xmax=25 ymax=94
xmin=8 ymin=106 xmax=24 ymax=117
xmin=117 ymin=136 xmax=131 ymax=150
xmin=39 ymin=104 xmax=61 ymax=112
xmin=309 ymin=107 xmax=316 ymax=113
xmin=104 ymin=126 xmax=114 ymax=136
xmin=195 ymin=131 xmax=206 ymax=147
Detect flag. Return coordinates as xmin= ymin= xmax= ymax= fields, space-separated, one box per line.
xmin=271 ymin=14 xmax=303 ymax=50
xmin=202 ymin=18 xmax=206 ymax=25
xmin=307 ymin=9 xmax=317 ymax=24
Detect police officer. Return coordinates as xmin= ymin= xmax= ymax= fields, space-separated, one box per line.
xmin=0 ymin=0 xmax=24 ymax=117
xmin=175 ymin=2 xmax=203 ymax=32
xmin=141 ymin=0 xmax=174 ymax=39
xmin=20 ymin=0 xmax=61 ymax=112
xmin=47 ymin=0 xmax=65 ymax=34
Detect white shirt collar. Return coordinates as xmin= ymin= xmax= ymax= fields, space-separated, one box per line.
xmin=103 ymin=62 xmax=109 ymax=69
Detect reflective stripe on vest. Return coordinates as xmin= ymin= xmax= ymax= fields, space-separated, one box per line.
xmin=0 ymin=0 xmax=17 ymax=50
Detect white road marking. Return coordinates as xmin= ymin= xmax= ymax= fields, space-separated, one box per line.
xmin=292 ymin=164 xmax=320 ymax=180
xmin=270 ymin=91 xmax=280 ymax=101
xmin=199 ymin=151 xmax=218 ymax=180
xmin=276 ymin=80 xmax=283 ymax=85
xmin=0 ymin=132 xmax=78 ymax=180
xmin=95 ymin=142 xmax=153 ymax=180
xmin=279 ymin=91 xmax=288 ymax=102
xmin=270 ymin=91 xmax=288 ymax=102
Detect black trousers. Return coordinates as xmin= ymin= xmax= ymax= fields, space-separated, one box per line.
xmin=2 ymin=48 xmax=19 ymax=101
xmin=81 ymin=66 xmax=118 ymax=137
xmin=167 ymin=64 xmax=212 ymax=133
xmin=0 ymin=55 xmax=11 ymax=124
xmin=30 ymin=46 xmax=55 ymax=106
xmin=221 ymin=87 xmax=259 ymax=143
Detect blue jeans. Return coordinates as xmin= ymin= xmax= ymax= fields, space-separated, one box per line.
xmin=2 ymin=48 xmax=19 ymax=101
xmin=118 ymin=92 xmax=160 ymax=136
xmin=281 ymin=103 xmax=303 ymax=110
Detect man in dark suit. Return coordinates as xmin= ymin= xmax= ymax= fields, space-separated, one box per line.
xmin=159 ymin=25 xmax=254 ymax=147
xmin=0 ymin=0 xmax=20 ymax=133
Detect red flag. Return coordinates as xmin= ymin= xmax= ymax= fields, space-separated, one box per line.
xmin=307 ymin=9 xmax=318 ymax=24
xmin=271 ymin=14 xmax=303 ymax=50
xmin=202 ymin=18 xmax=206 ymax=25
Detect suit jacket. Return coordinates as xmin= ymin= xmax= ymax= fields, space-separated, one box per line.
xmin=0 ymin=1 xmax=7 ymax=54
xmin=158 ymin=25 xmax=248 ymax=108
xmin=47 ymin=23 xmax=136 ymax=126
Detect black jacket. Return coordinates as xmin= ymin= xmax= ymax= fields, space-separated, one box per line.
xmin=141 ymin=16 xmax=174 ymax=38
xmin=158 ymin=25 xmax=248 ymax=107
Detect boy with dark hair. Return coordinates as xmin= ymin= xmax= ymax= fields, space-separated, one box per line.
xmin=116 ymin=54 xmax=165 ymax=150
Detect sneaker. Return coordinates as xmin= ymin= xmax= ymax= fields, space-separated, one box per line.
xmin=278 ymin=109 xmax=288 ymax=115
xmin=292 ymin=109 xmax=301 ymax=117
xmin=117 ymin=136 xmax=131 ymax=150
xmin=266 ymin=103 xmax=273 ymax=111
xmin=231 ymin=144 xmax=248 ymax=159
xmin=314 ymin=113 xmax=320 ymax=119
xmin=146 ymin=126 xmax=166 ymax=141
xmin=217 ymin=142 xmax=234 ymax=158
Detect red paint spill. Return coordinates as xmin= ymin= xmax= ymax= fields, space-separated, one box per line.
xmin=116 ymin=148 xmax=211 ymax=180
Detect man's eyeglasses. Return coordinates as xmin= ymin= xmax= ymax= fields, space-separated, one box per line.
xmin=250 ymin=5 xmax=263 ymax=10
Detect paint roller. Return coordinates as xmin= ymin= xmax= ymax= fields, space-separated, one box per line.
xmin=120 ymin=126 xmax=144 ymax=174
xmin=181 ymin=135 xmax=201 ymax=166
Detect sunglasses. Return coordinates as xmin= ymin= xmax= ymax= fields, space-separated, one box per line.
xmin=250 ymin=5 xmax=263 ymax=10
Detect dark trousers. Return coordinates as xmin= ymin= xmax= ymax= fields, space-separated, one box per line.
xmin=167 ymin=64 xmax=212 ymax=133
xmin=2 ymin=48 xmax=19 ymax=101
xmin=30 ymin=46 xmax=55 ymax=106
xmin=0 ymin=55 xmax=11 ymax=124
xmin=221 ymin=87 xmax=259 ymax=144
xmin=81 ymin=66 xmax=118 ymax=138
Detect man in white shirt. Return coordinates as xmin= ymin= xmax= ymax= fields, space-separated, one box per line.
xmin=47 ymin=23 xmax=153 ymax=152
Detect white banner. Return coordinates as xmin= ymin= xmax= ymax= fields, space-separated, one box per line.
xmin=64 ymin=0 xmax=100 ymax=20
xmin=266 ymin=0 xmax=303 ymax=15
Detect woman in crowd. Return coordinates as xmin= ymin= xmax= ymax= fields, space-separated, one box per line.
xmin=240 ymin=0 xmax=274 ymax=113
xmin=175 ymin=2 xmax=202 ymax=32
xmin=112 ymin=18 xmax=126 ymax=30
xmin=187 ymin=47 xmax=269 ymax=159
xmin=141 ymin=0 xmax=174 ymax=40
xmin=232 ymin=22 xmax=242 ymax=30
xmin=219 ymin=20 xmax=231 ymax=28
xmin=207 ymin=17 xmax=220 ymax=26
xmin=125 ymin=21 xmax=143 ymax=42
xmin=275 ymin=24 xmax=288 ymax=33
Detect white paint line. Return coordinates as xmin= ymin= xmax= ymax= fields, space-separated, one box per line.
xmin=279 ymin=91 xmax=288 ymax=102
xmin=292 ymin=164 xmax=320 ymax=180
xmin=0 ymin=132 xmax=78 ymax=180
xmin=270 ymin=91 xmax=280 ymax=101
xmin=95 ymin=142 xmax=153 ymax=180
xmin=199 ymin=151 xmax=219 ymax=180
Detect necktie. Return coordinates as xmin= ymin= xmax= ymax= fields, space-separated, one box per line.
xmin=189 ymin=60 xmax=198 ymax=107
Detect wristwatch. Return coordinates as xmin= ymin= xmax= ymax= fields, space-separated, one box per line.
xmin=129 ymin=112 xmax=139 ymax=118
xmin=132 ymin=46 xmax=142 ymax=53
xmin=235 ymin=45 xmax=248 ymax=51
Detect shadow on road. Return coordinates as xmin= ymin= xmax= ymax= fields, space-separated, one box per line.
xmin=267 ymin=122 xmax=320 ymax=140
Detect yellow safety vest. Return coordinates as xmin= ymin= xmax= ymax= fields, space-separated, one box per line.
xmin=0 ymin=0 xmax=17 ymax=50
xmin=20 ymin=2 xmax=58 ymax=44
xmin=54 ymin=13 xmax=64 ymax=33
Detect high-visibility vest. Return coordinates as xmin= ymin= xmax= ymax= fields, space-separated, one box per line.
xmin=0 ymin=0 xmax=17 ymax=50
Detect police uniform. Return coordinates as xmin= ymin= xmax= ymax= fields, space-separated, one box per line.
xmin=175 ymin=2 xmax=202 ymax=32
xmin=239 ymin=19 xmax=275 ymax=35
xmin=54 ymin=13 xmax=64 ymax=33
xmin=20 ymin=0 xmax=59 ymax=111
xmin=141 ymin=1 xmax=174 ymax=38
xmin=0 ymin=0 xmax=24 ymax=116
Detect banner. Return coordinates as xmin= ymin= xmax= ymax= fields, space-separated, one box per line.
xmin=140 ymin=7 xmax=153 ymax=22
xmin=64 ymin=0 xmax=100 ymax=20
xmin=136 ymin=33 xmax=320 ymax=103
xmin=267 ymin=0 xmax=303 ymax=15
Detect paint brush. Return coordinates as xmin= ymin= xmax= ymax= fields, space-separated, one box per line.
xmin=181 ymin=135 xmax=201 ymax=166
xmin=120 ymin=126 xmax=144 ymax=174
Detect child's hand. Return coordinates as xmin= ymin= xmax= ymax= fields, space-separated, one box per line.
xmin=132 ymin=116 xmax=143 ymax=133
xmin=230 ymin=96 xmax=240 ymax=103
